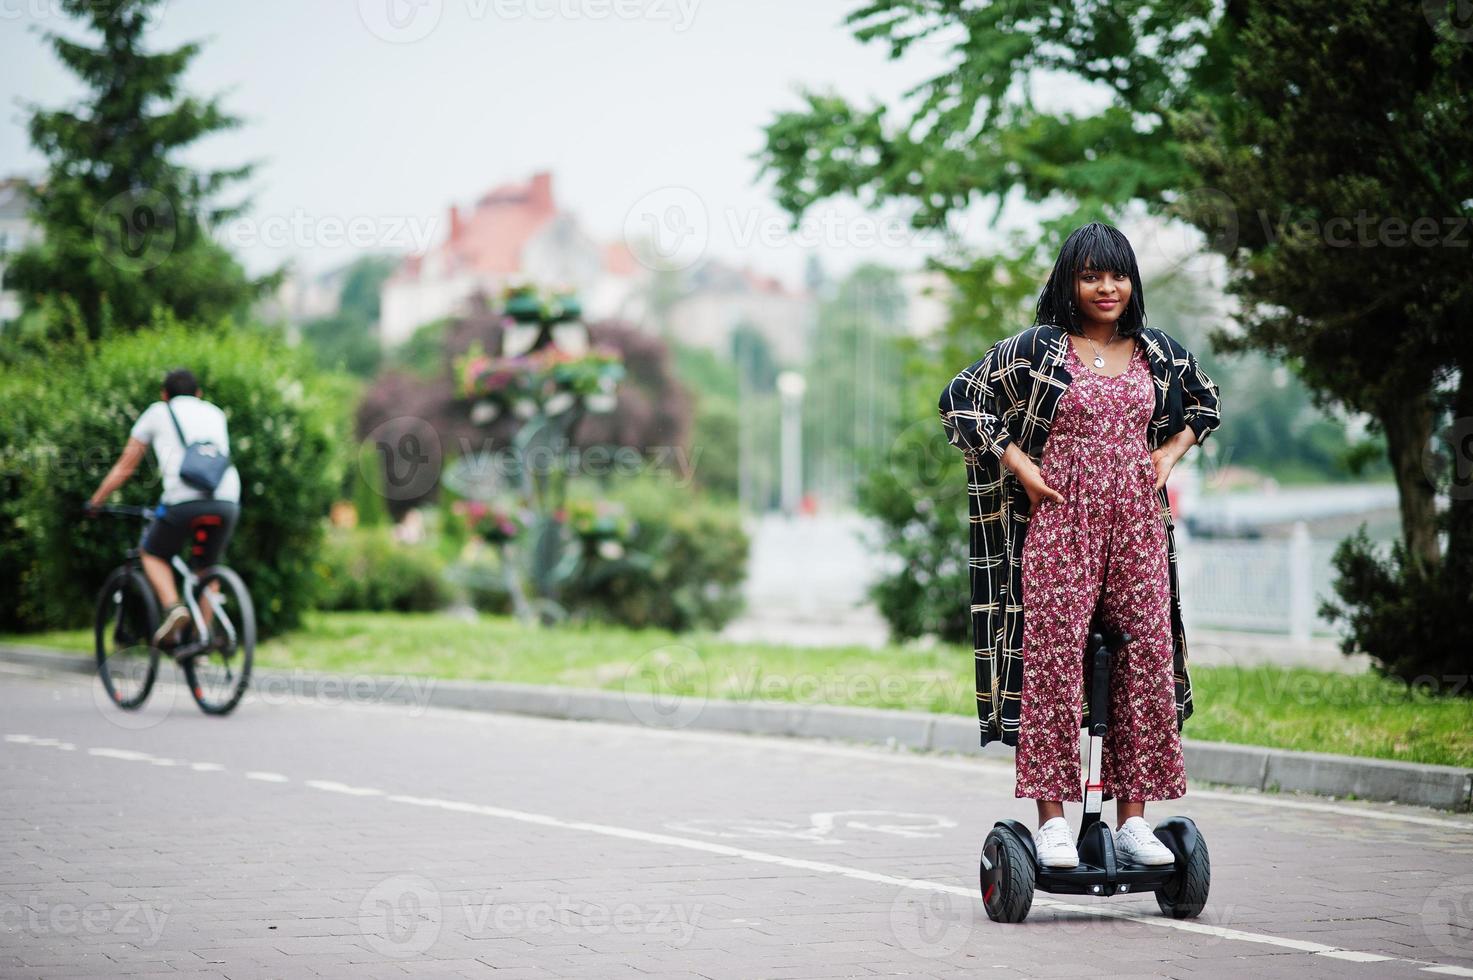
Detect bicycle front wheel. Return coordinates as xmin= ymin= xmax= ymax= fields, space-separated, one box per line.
xmin=94 ymin=566 xmax=161 ymax=710
xmin=183 ymin=565 xmax=255 ymax=716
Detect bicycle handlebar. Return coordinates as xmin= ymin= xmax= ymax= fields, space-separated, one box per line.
xmin=90 ymin=503 xmax=160 ymax=518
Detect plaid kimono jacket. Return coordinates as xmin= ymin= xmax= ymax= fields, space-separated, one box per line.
xmin=938 ymin=323 xmax=1222 ymax=748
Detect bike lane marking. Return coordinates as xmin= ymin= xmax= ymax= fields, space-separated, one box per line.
xmin=294 ymin=698 xmax=1473 ymax=832
xmin=8 ymin=731 xmax=1473 ymax=975
xmin=7 ymin=662 xmax=1471 ymax=831
xmin=244 ymin=770 xmax=289 ymax=782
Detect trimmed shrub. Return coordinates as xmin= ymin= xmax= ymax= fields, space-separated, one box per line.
xmin=443 ymin=548 xmax=516 ymax=617
xmin=1320 ymin=526 xmax=1473 ymax=689
xmin=313 ymin=527 xmax=450 ymax=613
xmin=0 ymin=318 xmax=349 ymax=638
xmin=577 ymin=476 xmax=749 ymax=631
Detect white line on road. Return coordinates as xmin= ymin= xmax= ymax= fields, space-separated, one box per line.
xmin=297 ymin=703 xmax=1473 ymax=832
xmin=1185 ymin=787 xmax=1473 ymax=829
xmin=244 ymin=771 xmax=289 ymax=783
xmin=305 ymin=779 xmax=383 ymax=796
xmin=1319 ymin=949 xmax=1396 ymax=963
xmin=7 ymin=727 xmax=1471 ymax=973
xmin=12 ymin=652 xmax=1473 ymax=832
xmin=2 ymin=734 xmax=75 ymax=750
xmin=86 ymin=747 xmax=156 ymax=762
xmin=372 ymin=789 xmax=1455 ymax=970
xmin=9 ymin=718 xmax=1473 ymax=839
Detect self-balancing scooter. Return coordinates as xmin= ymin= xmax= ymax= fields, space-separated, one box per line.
xmin=979 ymin=619 xmax=1210 ymax=923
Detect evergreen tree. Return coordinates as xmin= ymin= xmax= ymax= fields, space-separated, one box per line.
xmin=1173 ymin=0 xmax=1472 ymax=574
xmin=5 ymin=0 xmax=274 ymax=341
xmin=1173 ymin=0 xmax=1473 ymax=681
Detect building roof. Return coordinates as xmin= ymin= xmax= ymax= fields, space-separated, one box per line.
xmin=686 ymin=257 xmax=803 ymax=297
xmin=390 ymin=170 xmax=630 ymax=284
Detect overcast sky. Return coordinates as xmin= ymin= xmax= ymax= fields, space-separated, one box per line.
xmin=1 ymin=0 xmax=1095 ymax=285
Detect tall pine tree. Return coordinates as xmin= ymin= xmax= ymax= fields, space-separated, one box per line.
xmin=6 ymin=0 xmax=274 ymax=341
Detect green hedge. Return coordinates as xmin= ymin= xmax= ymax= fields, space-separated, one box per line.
xmin=0 ymin=319 xmax=350 ymax=638
xmin=438 ymin=476 xmax=748 ymax=631
xmin=313 ymin=527 xmax=450 ymax=613
xmin=582 ymin=476 xmax=749 ymax=631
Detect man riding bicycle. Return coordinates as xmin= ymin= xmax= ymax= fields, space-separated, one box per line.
xmin=87 ymin=368 xmax=242 ymax=656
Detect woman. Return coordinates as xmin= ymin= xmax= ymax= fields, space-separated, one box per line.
xmin=938 ymin=222 xmax=1222 ymax=871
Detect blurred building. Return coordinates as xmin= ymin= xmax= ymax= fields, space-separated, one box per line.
xmin=0 ymin=177 xmax=40 ymax=326
xmin=379 ymin=170 xmax=647 ymax=348
xmin=662 ymin=259 xmax=813 ymax=365
xmin=697 ymin=261 xmax=948 ymax=366
xmin=259 ymin=260 xmax=360 ymax=336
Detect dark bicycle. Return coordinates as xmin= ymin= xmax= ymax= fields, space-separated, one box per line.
xmin=93 ymin=504 xmax=255 ymax=716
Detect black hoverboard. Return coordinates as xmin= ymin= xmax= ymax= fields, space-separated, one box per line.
xmin=979 ymin=619 xmax=1210 ymax=923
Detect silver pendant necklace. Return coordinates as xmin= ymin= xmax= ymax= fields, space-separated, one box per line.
xmin=1083 ymin=327 xmax=1119 ymax=369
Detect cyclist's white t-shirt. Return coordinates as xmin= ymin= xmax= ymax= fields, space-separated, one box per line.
xmin=129 ymin=395 xmax=242 ymax=505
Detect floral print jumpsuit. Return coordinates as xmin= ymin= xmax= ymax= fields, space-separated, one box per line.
xmin=1014 ymin=337 xmax=1188 ymax=803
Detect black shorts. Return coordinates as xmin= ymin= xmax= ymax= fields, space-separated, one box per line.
xmin=142 ymin=500 xmax=241 ymax=568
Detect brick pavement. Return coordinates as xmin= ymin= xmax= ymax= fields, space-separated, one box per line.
xmin=1 ymin=666 xmax=1471 ymax=979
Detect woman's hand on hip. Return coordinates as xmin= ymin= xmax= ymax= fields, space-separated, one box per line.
xmin=1012 ymin=454 xmax=1065 ymax=510
xmin=1148 ymin=430 xmax=1196 ymax=489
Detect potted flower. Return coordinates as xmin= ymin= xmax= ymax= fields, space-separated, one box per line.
xmin=549 ymin=345 xmax=625 ymax=397
xmin=453 ymin=499 xmax=525 ymax=545
xmin=459 ymin=340 xmax=626 ymax=420
xmin=503 ymin=282 xmax=545 ymax=323
xmin=501 ymin=282 xmax=583 ymax=325
xmin=457 ymin=341 xmax=538 ymax=402
xmin=563 ymin=499 xmax=632 ymax=559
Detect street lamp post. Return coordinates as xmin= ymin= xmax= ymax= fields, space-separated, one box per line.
xmin=777 ymin=370 xmax=806 ymax=517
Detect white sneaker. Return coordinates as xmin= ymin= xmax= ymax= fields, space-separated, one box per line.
xmin=152 ymin=603 xmax=190 ymax=648
xmin=1113 ymin=816 xmax=1176 ymax=866
xmin=1033 ymin=817 xmax=1079 ymax=868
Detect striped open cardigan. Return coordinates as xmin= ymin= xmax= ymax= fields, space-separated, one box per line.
xmin=938 ymin=323 xmax=1223 ymax=748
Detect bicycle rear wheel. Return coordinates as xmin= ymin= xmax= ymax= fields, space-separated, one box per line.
xmin=94 ymin=566 xmax=161 ymax=710
xmin=182 ymin=566 xmax=255 ymax=716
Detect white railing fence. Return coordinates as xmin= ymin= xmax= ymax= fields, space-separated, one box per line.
xmin=736 ymin=514 xmax=1395 ymax=647
xmin=1177 ymin=521 xmax=1378 ymax=642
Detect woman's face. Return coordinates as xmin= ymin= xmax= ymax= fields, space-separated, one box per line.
xmin=1073 ymin=262 xmax=1132 ymax=330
